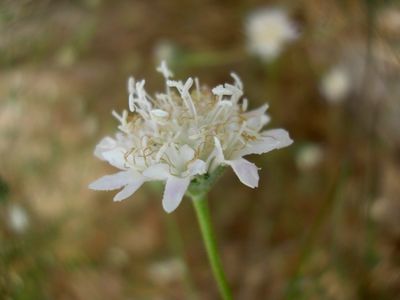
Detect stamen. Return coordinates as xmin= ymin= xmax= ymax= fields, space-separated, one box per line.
xmin=127 ymin=76 xmax=135 ymax=94
xmin=195 ymin=77 xmax=200 ymax=98
xmin=182 ymin=78 xmax=197 ymax=119
xmin=242 ymin=98 xmax=248 ymax=111
xmin=128 ymin=94 xmax=136 ymax=112
xmin=167 ymin=79 xmax=197 ymax=119
xmin=156 ymin=60 xmax=174 ymax=79
xmin=230 ymin=72 xmax=243 ymax=89
xmin=112 ymin=110 xmax=124 ymax=123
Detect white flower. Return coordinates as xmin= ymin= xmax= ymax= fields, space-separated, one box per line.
xmin=89 ymin=61 xmax=292 ymax=213
xmin=7 ymin=203 xmax=29 ymax=233
xmin=148 ymin=258 xmax=185 ymax=284
xmin=320 ymin=67 xmax=351 ymax=103
xmin=246 ymin=8 xmax=298 ymax=61
xmin=296 ymin=144 xmax=323 ymax=171
xmin=153 ymin=40 xmax=176 ymax=65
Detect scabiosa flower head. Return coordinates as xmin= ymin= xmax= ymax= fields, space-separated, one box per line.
xmin=246 ymin=7 xmax=298 ymax=61
xmin=89 ymin=62 xmax=292 ymax=213
xmin=320 ymin=67 xmax=351 ymax=103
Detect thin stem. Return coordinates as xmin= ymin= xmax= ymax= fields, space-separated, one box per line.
xmin=285 ymin=161 xmax=349 ymax=299
xmin=165 ymin=215 xmax=199 ymax=300
xmin=191 ymin=194 xmax=233 ymax=300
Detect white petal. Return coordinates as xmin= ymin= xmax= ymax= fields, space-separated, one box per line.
xmin=102 ymin=148 xmax=127 ymax=169
xmin=179 ymin=144 xmax=195 ymax=163
xmin=243 ymin=104 xmax=270 ymax=130
xmin=186 ymin=159 xmax=207 ymax=176
xmin=243 ymin=103 xmax=269 ymax=118
xmin=89 ymin=170 xmax=133 ymax=191
xmin=113 ymin=179 xmax=145 ymax=202
xmin=164 ymin=145 xmax=180 ymax=166
xmin=228 ymin=158 xmax=259 ymax=188
xmin=162 ymin=177 xmax=191 ymax=213
xmin=235 ymin=129 xmax=293 ymax=157
xmin=143 ymin=164 xmax=171 ymax=180
xmin=235 ymin=137 xmax=279 ymax=157
xmin=246 ymin=114 xmax=270 ymax=130
xmin=94 ymin=137 xmax=116 ymax=160
xmin=261 ymin=129 xmax=293 ymax=149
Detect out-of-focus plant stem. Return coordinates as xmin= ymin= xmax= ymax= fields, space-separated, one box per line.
xmin=285 ymin=161 xmax=350 ymax=299
xmin=165 ymin=215 xmax=199 ymax=300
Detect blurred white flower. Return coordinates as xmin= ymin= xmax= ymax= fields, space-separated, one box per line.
xmin=246 ymin=8 xmax=298 ymax=61
xmin=296 ymin=144 xmax=323 ymax=171
xmin=89 ymin=61 xmax=292 ymax=213
xmin=148 ymin=258 xmax=184 ymax=284
xmin=320 ymin=67 xmax=351 ymax=103
xmin=7 ymin=203 xmax=29 ymax=233
xmin=153 ymin=40 xmax=176 ymax=65
xmin=371 ymin=196 xmax=400 ymax=236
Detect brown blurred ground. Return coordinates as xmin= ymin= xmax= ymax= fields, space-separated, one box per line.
xmin=1 ymin=0 xmax=400 ymax=299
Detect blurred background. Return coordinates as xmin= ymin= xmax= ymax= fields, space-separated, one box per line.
xmin=1 ymin=0 xmax=400 ymax=299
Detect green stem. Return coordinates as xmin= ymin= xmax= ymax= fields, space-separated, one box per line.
xmin=191 ymin=194 xmax=233 ymax=300
xmin=165 ymin=215 xmax=199 ymax=300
